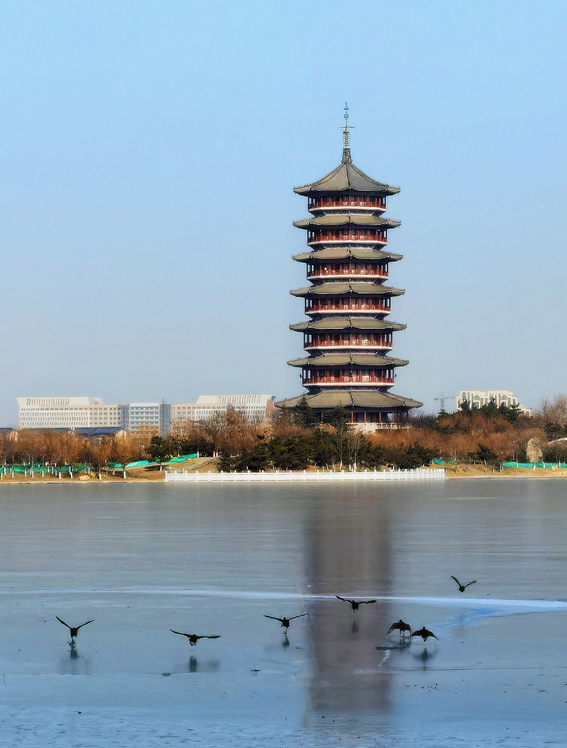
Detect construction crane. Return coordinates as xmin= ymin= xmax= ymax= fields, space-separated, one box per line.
xmin=435 ymin=392 xmax=456 ymax=413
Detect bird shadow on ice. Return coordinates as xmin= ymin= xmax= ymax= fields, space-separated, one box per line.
xmin=58 ymin=643 xmax=92 ymax=675
xmin=410 ymin=642 xmax=438 ymax=670
xmin=171 ymin=656 xmax=220 ymax=674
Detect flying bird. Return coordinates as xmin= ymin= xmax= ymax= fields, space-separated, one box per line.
xmin=451 ymin=576 xmax=477 ymax=592
xmin=170 ymin=630 xmax=221 ymax=646
xmin=411 ymin=626 xmax=438 ymax=642
xmin=335 ymin=595 xmax=377 ymax=611
xmin=56 ymin=617 xmax=94 ymax=640
xmin=263 ymin=614 xmax=307 ymax=631
xmin=387 ymin=619 xmax=412 ymax=637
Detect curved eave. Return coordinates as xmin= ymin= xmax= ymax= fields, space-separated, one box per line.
xmin=293 ymin=160 xmax=400 ymax=196
xmin=291 ymin=282 xmax=405 ymax=298
xmin=277 ymin=391 xmax=422 ymax=410
xmin=293 ymin=214 xmax=400 ymax=230
xmin=292 ymin=248 xmax=403 ymax=263
xmin=290 ymin=318 xmax=406 ymax=333
xmin=288 ymin=354 xmax=409 ymax=369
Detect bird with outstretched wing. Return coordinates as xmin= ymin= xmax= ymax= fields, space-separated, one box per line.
xmin=451 ymin=576 xmax=477 ymax=592
xmin=56 ymin=616 xmax=94 ymax=640
xmin=170 ymin=630 xmax=221 ymax=646
xmin=263 ymin=614 xmax=307 ymax=631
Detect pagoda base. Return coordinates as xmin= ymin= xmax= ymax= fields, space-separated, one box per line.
xmin=277 ymin=389 xmax=422 ymax=425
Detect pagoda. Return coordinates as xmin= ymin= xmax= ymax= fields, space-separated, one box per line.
xmin=279 ymin=107 xmax=422 ymax=427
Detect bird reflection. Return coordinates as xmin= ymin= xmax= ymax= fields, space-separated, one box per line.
xmin=411 ymin=647 xmax=436 ymax=670
xmin=171 ymin=656 xmax=220 ymax=674
xmin=282 ymin=633 xmax=290 ymax=648
xmin=58 ymin=645 xmax=91 ymax=675
xmin=351 ymin=620 xmax=359 ymax=634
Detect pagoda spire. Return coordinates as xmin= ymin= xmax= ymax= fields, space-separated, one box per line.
xmin=342 ymin=102 xmax=352 ymax=164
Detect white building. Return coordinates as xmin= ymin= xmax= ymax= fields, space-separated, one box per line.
xmin=17 ymin=397 xmax=119 ymax=429
xmin=171 ymin=395 xmax=275 ymax=424
xmin=170 ymin=403 xmax=196 ymax=423
xmin=455 ymin=390 xmax=531 ymax=415
xmin=118 ymin=402 xmax=171 ymax=435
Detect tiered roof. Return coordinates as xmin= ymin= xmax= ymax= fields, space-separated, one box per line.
xmin=292 ymin=247 xmax=402 ymax=263
xmin=293 ymin=214 xmax=400 ymax=230
xmin=280 ymin=391 xmax=421 ymax=410
xmin=290 ymin=318 xmax=406 ymax=333
xmin=294 ymin=161 xmax=400 ymax=196
xmin=288 ymin=353 xmax=408 ymax=369
xmin=291 ymin=281 xmax=404 ymax=298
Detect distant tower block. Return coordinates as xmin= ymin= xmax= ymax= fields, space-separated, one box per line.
xmin=278 ymin=107 xmax=422 ymax=427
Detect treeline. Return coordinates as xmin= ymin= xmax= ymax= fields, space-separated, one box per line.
xmin=0 ymin=427 xmax=160 ymax=470
xmin=166 ymin=395 xmax=567 ymax=470
xmin=169 ymin=406 xmax=438 ymax=471
xmin=2 ymin=395 xmax=566 ymax=473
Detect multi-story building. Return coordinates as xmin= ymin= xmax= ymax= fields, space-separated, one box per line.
xmin=170 ymin=403 xmax=196 ymax=424
xmin=118 ymin=402 xmax=171 ymax=435
xmin=456 ymin=390 xmax=531 ymax=415
xmin=195 ymin=395 xmax=274 ymax=423
xmin=17 ymin=397 xmax=119 ymax=429
xmin=171 ymin=396 xmax=274 ymax=424
xmin=278 ymin=108 xmax=421 ymax=427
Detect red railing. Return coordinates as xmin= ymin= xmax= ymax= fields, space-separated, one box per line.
xmin=308 ymin=196 xmax=386 ymax=210
xmin=305 ymin=339 xmax=392 ymax=349
xmin=306 ymin=301 xmax=391 ymax=313
xmin=307 ymin=270 xmax=387 ymax=280
xmin=308 ymin=230 xmax=387 ymax=244
xmin=303 ymin=375 xmax=394 ymax=385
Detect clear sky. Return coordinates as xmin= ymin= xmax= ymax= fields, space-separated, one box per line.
xmin=1 ymin=0 xmax=566 ymax=424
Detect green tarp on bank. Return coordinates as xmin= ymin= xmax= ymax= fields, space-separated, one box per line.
xmin=109 ymin=455 xmax=199 ymax=469
xmin=502 ymin=462 xmax=567 ymax=469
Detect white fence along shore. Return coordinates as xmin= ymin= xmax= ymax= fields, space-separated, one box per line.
xmin=165 ymin=468 xmax=445 ymax=483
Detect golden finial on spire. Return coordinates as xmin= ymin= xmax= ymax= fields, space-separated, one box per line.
xmin=342 ymin=102 xmax=352 ymax=163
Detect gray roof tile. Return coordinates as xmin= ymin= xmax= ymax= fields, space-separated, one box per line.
xmin=294 ymin=161 xmax=400 ymax=196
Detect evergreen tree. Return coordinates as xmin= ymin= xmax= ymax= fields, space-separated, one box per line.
xmin=146 ymin=436 xmax=170 ymax=468
xmin=458 ymin=399 xmax=472 ymax=416
xmin=217 ymin=450 xmax=235 ymax=472
xmin=293 ymin=396 xmax=317 ymax=429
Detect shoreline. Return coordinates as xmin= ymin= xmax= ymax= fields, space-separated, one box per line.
xmin=2 ymin=465 xmax=567 ymax=485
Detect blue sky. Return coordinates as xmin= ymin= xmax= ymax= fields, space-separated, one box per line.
xmin=1 ymin=0 xmax=566 ymax=424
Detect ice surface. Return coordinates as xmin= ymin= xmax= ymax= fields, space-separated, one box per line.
xmin=1 ymin=479 xmax=567 ymax=746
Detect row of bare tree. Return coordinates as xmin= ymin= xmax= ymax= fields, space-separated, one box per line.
xmin=2 ymin=394 xmax=567 ymax=470
xmin=0 ymin=425 xmax=160 ymax=469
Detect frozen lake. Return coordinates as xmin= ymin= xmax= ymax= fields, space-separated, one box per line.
xmin=1 ymin=479 xmax=567 ymax=746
